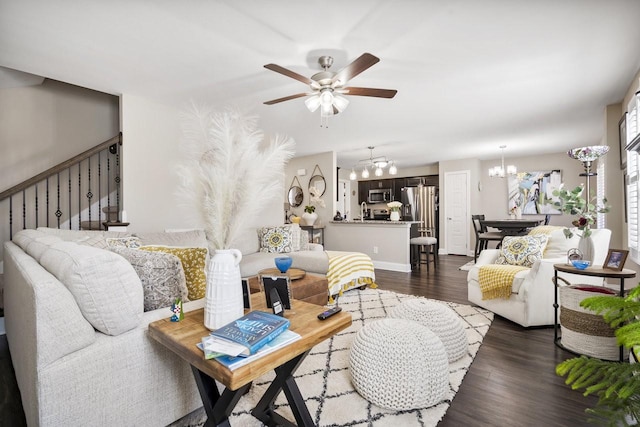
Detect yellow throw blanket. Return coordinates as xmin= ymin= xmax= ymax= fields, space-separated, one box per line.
xmin=326 ymin=251 xmax=377 ymax=302
xmin=479 ymin=264 xmax=530 ymax=300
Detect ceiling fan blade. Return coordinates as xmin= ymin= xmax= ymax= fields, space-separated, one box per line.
xmin=263 ymin=93 xmax=309 ymax=105
xmin=264 ymin=63 xmax=314 ymax=86
xmin=331 ymin=53 xmax=379 ymax=84
xmin=342 ymin=87 xmax=398 ymax=98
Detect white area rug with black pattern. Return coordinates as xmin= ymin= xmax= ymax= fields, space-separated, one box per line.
xmin=173 ymin=288 xmax=493 ymax=427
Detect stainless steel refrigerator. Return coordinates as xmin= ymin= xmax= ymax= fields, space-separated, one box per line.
xmin=401 ymin=185 xmax=438 ymax=238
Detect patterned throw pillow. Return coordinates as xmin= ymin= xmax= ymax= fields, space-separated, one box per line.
xmin=139 ymin=246 xmax=208 ymax=300
xmin=299 ymin=230 xmax=310 ymax=251
xmin=106 ymin=236 xmax=142 ymax=249
xmin=495 ymin=235 xmax=549 ymax=267
xmin=111 ymin=246 xmax=189 ymax=312
xmin=258 ymin=226 xmax=294 ymax=253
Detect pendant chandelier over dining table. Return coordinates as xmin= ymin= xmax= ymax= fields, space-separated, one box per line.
xmin=488 ymin=145 xmax=517 ymax=178
xmin=349 ymin=146 xmax=398 ymax=180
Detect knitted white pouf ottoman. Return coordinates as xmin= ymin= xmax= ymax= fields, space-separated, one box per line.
xmin=349 ymin=318 xmax=448 ymax=410
xmin=389 ymin=299 xmax=468 ymax=362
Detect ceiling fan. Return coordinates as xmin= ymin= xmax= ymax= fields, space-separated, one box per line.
xmin=263 ymin=53 xmax=397 ymax=125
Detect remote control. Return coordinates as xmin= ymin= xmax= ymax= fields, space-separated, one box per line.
xmin=317 ymin=306 xmax=342 ymax=320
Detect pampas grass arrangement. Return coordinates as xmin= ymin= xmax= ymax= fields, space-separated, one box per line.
xmin=177 ymin=103 xmax=295 ymax=250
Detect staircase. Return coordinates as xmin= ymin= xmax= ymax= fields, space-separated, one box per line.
xmin=0 ymin=133 xmax=124 ymax=239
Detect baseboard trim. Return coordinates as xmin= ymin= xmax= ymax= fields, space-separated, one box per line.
xmin=372 ymin=261 xmax=412 ymax=272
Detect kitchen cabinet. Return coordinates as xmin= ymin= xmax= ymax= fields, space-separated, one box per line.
xmin=358 ymin=181 xmax=370 ymax=204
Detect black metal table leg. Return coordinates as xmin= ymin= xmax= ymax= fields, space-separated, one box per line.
xmin=251 ymin=350 xmax=315 ymax=427
xmin=191 ymin=365 xmax=251 ymax=427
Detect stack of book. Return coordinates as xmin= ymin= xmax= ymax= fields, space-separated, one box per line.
xmin=197 ymin=310 xmax=301 ymax=370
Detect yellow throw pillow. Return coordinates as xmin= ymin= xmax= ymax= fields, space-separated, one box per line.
xmin=139 ymin=246 xmax=208 ymax=300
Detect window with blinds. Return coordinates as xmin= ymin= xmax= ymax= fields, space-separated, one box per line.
xmin=628 ymin=151 xmax=639 ymax=262
xmin=597 ymin=160 xmax=606 ymax=229
xmin=626 ymin=91 xmax=640 ymax=263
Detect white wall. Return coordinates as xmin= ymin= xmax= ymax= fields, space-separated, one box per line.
xmin=285 ymin=151 xmax=336 ymax=229
xmin=0 ymin=79 xmax=119 ymax=191
xmin=120 ymin=95 xmax=282 ymax=235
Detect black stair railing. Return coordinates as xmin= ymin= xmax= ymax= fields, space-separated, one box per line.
xmin=0 ymin=133 xmax=123 ymax=241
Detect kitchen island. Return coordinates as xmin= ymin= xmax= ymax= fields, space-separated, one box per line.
xmin=325 ymin=220 xmax=419 ymax=272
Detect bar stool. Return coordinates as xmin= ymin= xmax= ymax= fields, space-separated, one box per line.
xmin=410 ymin=234 xmax=437 ymax=271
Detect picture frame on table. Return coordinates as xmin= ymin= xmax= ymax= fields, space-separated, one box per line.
xmin=603 ymin=249 xmax=629 ymax=271
xmin=619 ymin=113 xmax=627 ymax=170
xmin=260 ymin=275 xmax=292 ymax=310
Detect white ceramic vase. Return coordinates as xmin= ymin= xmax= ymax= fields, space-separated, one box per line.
xmin=390 ymin=211 xmax=401 ymax=221
xmin=204 ymin=249 xmax=244 ymax=330
xmin=302 ymin=211 xmax=318 ymax=226
xmin=578 ymin=235 xmax=594 ymax=264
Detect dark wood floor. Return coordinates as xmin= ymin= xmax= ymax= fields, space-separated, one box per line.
xmin=0 ymin=255 xmax=596 ymax=426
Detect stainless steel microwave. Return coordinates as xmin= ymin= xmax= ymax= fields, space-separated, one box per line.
xmin=368 ymin=188 xmax=392 ymax=203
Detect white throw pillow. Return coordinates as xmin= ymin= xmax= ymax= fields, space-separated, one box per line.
xmin=40 ymin=241 xmax=143 ymax=336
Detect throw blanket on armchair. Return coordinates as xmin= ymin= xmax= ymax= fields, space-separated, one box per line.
xmin=479 ymin=264 xmax=530 ymax=300
xmin=326 ymin=251 xmax=377 ymax=301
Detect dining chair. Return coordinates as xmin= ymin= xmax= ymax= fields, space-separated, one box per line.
xmin=471 ymin=215 xmax=503 ymax=262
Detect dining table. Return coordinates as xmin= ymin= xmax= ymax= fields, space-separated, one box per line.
xmin=480 ymin=218 xmax=543 ymax=236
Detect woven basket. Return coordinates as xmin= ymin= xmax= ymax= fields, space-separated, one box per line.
xmin=559 ymin=285 xmax=627 ymax=361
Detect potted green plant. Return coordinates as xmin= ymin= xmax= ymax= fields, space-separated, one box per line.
xmin=552 ymin=184 xmax=610 ymax=262
xmin=556 ymin=285 xmax=640 ymax=425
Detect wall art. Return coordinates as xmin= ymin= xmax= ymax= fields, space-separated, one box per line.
xmin=508 ymin=170 xmax=562 ymax=215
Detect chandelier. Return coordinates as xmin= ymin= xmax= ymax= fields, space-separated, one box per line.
xmin=488 ymin=145 xmax=517 ymax=178
xmin=349 ymin=146 xmax=398 ymax=180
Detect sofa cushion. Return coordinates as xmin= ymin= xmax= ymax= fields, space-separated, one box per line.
xmin=12 ymin=229 xmax=63 ymax=262
xmin=111 ymin=246 xmax=189 ymax=312
xmin=495 ymin=235 xmax=548 ymax=267
xmin=139 ymin=246 xmax=208 ymax=300
xmin=39 ymin=241 xmax=143 ymax=336
xmin=134 ymin=229 xmax=208 ymax=249
xmin=36 ymin=227 xmax=132 ymax=241
xmin=233 ymin=228 xmax=261 ymax=256
xmin=106 ymin=236 xmax=143 ymax=249
xmin=300 ymin=230 xmax=310 ymax=251
xmin=289 ymin=251 xmax=330 ymax=274
xmin=528 ymin=225 xmax=580 ymax=259
xmin=258 ymin=226 xmax=295 ymax=253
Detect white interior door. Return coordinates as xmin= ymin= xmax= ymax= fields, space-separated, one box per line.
xmin=444 ymin=170 xmax=470 ymax=255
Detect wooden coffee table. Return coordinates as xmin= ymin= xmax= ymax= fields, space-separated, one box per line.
xmin=148 ymin=293 xmax=351 ymax=426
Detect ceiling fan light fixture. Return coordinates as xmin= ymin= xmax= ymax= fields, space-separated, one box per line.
xmin=333 ymin=95 xmax=349 ymax=112
xmin=305 ymin=96 xmax=320 ymax=112
xmin=263 ymin=53 xmax=397 ymax=128
xmin=320 ymin=90 xmax=334 ymax=107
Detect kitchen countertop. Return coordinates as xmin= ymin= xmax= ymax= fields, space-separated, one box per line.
xmin=330 ymin=220 xmax=420 ymax=225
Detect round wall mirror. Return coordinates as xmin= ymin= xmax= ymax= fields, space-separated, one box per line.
xmin=288 ymin=186 xmax=304 ymax=207
xmin=309 ymin=175 xmax=326 ymax=197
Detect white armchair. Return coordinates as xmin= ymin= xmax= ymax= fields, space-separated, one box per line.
xmin=467 ymin=228 xmax=612 ymax=327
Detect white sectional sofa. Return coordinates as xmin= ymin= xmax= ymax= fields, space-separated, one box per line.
xmin=4 ymin=228 xmax=207 ymax=426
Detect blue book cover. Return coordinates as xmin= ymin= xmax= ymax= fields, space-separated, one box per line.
xmin=207 ymin=310 xmax=290 ymax=356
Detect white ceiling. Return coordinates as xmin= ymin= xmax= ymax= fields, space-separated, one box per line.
xmin=1 ymin=0 xmax=640 ymax=171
